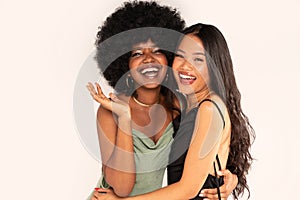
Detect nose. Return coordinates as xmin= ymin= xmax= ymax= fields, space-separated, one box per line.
xmin=178 ymin=59 xmax=193 ymax=71
xmin=142 ymin=51 xmax=155 ymax=63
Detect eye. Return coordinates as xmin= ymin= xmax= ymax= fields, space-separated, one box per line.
xmin=152 ymin=48 xmax=163 ymax=54
xmin=174 ymin=53 xmax=184 ymax=58
xmin=194 ymin=57 xmax=204 ymax=62
xmin=131 ymin=51 xmax=142 ymax=57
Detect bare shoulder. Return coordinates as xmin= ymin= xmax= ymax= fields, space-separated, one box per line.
xmin=196 ymin=94 xmax=229 ymax=130
xmin=199 ymin=94 xmax=227 ymax=114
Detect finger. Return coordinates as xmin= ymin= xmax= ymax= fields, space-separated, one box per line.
xmin=96 ymin=188 xmax=112 ymax=194
xmin=87 ymin=84 xmax=102 ymax=102
xmin=202 ymin=178 xmax=235 ymax=200
xmin=87 ymin=88 xmax=102 ymax=102
xmin=91 ymin=194 xmax=100 ymax=200
xmin=109 ymin=93 xmax=118 ymax=101
xmin=93 ymin=189 xmax=112 ymax=200
xmin=218 ymin=169 xmax=238 ymax=191
xmin=109 ymin=93 xmax=123 ymax=104
xmin=87 ymin=82 xmax=97 ymax=95
xmin=201 ymin=188 xmax=218 ymax=195
xmin=95 ymin=82 xmax=104 ymax=95
xmin=87 ymin=83 xmax=110 ymax=104
xmin=220 ymin=169 xmax=238 ymax=185
xmin=217 ymin=169 xmax=230 ymax=176
xmin=201 ymin=188 xmax=229 ymax=195
xmin=218 ymin=183 xmax=230 ymax=194
xmin=200 ymin=189 xmax=219 ymax=199
xmin=200 ymin=192 xmax=228 ymax=200
xmin=200 ymin=188 xmax=229 ymax=197
xmin=95 ymin=83 xmax=110 ymax=101
xmin=93 ymin=191 xmax=100 ymax=198
xmin=93 ymin=191 xmax=106 ymax=198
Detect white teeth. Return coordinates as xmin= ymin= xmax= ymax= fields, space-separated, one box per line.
xmin=141 ymin=67 xmax=159 ymax=74
xmin=179 ymin=73 xmax=196 ymax=80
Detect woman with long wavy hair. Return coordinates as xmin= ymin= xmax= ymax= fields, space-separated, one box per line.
xmin=93 ymin=23 xmax=255 ymax=200
xmin=87 ymin=1 xmax=237 ymax=199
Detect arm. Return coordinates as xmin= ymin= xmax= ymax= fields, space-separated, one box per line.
xmin=199 ymin=170 xmax=238 ymax=199
xmin=94 ymin=101 xmax=226 ymax=200
xmin=88 ymin=83 xmax=135 ymax=197
xmin=93 ymin=169 xmax=238 ymax=200
xmin=97 ymin=106 xmax=135 ymax=196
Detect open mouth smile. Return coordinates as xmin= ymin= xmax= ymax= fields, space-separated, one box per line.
xmin=138 ymin=64 xmax=162 ymax=78
xmin=178 ymin=71 xmax=197 ymax=84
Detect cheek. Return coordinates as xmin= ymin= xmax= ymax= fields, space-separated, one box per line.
xmin=200 ymin=66 xmax=209 ymax=82
xmin=172 ymin=58 xmax=180 ymax=70
xmin=195 ymin=66 xmax=210 ymax=84
xmin=158 ymin=56 xmax=168 ymax=66
xmin=128 ymin=59 xmax=138 ymax=70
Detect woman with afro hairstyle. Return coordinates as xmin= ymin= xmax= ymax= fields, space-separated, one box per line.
xmin=87 ymin=1 xmax=238 ymax=199
xmin=92 ymin=22 xmax=254 ymax=200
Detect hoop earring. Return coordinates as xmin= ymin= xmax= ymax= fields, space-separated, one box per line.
xmin=164 ymin=73 xmax=169 ymax=83
xmin=126 ymin=75 xmax=134 ymax=88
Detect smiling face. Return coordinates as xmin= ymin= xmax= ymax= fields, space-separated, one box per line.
xmin=172 ymin=34 xmax=210 ymax=95
xmin=128 ymin=39 xmax=168 ymax=89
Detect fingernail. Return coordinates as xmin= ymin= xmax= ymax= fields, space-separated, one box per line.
xmin=217 ymin=171 xmax=222 ymax=176
xmin=198 ymin=193 xmax=205 ymax=197
xmin=94 ymin=188 xmax=100 ymax=191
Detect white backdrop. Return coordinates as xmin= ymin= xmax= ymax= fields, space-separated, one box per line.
xmin=1 ymin=0 xmax=299 ymax=199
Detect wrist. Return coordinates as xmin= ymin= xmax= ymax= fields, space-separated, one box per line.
xmin=119 ymin=111 xmax=131 ymax=120
xmin=117 ymin=113 xmax=132 ymax=134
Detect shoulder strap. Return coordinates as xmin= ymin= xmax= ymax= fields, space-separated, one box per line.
xmin=216 ymin=154 xmax=222 ymax=170
xmin=199 ymin=99 xmax=224 ymax=200
xmin=213 ymin=155 xmax=222 ymax=200
xmin=199 ymin=99 xmax=225 ymax=129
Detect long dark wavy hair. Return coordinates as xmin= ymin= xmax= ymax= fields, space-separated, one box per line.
xmin=182 ymin=23 xmax=255 ymax=199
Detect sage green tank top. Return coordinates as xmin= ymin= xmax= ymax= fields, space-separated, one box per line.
xmin=87 ymin=122 xmax=174 ymax=199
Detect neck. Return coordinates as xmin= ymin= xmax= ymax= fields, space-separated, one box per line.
xmin=134 ymin=87 xmax=161 ymax=106
xmin=186 ymin=88 xmax=211 ymax=111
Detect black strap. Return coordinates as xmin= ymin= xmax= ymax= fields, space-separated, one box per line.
xmin=213 ymin=155 xmax=222 ymax=200
xmin=200 ymin=99 xmax=225 ymax=200
xmin=199 ymin=99 xmax=224 ymax=200
xmin=198 ymin=99 xmax=225 ymax=129
xmin=216 ymin=154 xmax=222 ymax=170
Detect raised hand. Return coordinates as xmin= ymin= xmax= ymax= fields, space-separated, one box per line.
xmin=86 ymin=82 xmax=131 ymax=118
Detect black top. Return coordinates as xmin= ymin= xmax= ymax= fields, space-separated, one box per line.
xmin=168 ymin=99 xmax=225 ymax=200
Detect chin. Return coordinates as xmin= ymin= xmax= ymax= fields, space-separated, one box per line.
xmin=178 ymin=85 xmax=196 ymax=95
xmin=142 ymin=82 xmax=162 ymax=89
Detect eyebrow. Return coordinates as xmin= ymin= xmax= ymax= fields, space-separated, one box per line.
xmin=132 ymin=45 xmax=158 ymax=50
xmin=176 ymin=49 xmax=185 ymax=54
xmin=193 ymin=52 xmax=205 ymax=56
xmin=177 ymin=49 xmax=205 ymax=55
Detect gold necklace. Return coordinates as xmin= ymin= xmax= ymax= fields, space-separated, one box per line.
xmin=132 ymin=96 xmax=159 ymax=107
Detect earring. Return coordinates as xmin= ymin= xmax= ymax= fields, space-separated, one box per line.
xmin=164 ymin=73 xmax=169 ymax=83
xmin=126 ymin=75 xmax=134 ymax=88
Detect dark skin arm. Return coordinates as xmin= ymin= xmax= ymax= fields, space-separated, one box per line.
xmin=87 ymin=82 xmax=135 ymax=197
